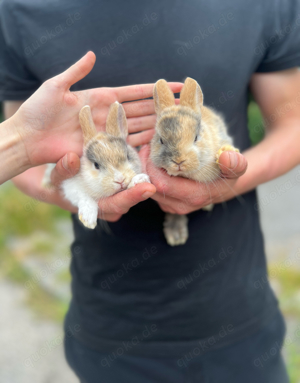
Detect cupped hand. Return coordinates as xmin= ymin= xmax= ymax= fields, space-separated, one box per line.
xmin=12 ymin=51 xmax=182 ymax=167
xmin=47 ymin=152 xmax=156 ymax=222
xmin=139 ymin=145 xmax=248 ymax=215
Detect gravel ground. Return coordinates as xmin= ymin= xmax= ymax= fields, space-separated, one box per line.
xmin=0 ymin=280 xmax=78 ymax=383
xmin=0 ymin=166 xmax=299 ymax=383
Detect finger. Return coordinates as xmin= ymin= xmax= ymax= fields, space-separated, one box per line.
xmin=116 ymin=82 xmax=183 ymax=103
xmin=157 ymin=203 xmax=177 ymax=214
xmin=123 ymin=97 xmax=180 ymax=118
xmin=151 ymin=192 xmax=185 ymax=206
xmin=123 ymin=100 xmax=155 ymax=118
xmin=50 ymin=152 xmax=81 ymax=187
xmin=98 ymin=182 xmax=156 ymax=218
xmin=56 ymin=51 xmax=96 ymax=89
xmin=151 ymin=192 xmax=197 ymax=214
xmin=127 ymin=115 xmax=156 ymax=133
xmin=99 ymin=213 xmax=122 ymax=222
xmin=127 ymin=129 xmax=155 ymax=147
xmin=218 ymin=151 xmax=248 ymax=179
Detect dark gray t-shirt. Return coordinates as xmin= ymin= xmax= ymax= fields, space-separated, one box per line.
xmin=1 ymin=0 xmax=300 ymax=357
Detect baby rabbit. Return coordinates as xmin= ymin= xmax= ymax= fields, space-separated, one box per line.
xmin=43 ymin=102 xmax=150 ymax=229
xmin=150 ymin=77 xmax=239 ymax=246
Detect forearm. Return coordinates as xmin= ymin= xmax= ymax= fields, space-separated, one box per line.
xmin=236 ymin=118 xmax=300 ymax=195
xmin=0 ymin=118 xmax=30 ymax=184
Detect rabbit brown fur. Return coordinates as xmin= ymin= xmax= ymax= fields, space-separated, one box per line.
xmin=150 ymin=78 xmax=239 ymax=246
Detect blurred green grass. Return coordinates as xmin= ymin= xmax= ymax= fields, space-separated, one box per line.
xmin=248 ymin=101 xmax=265 ymax=145
xmin=0 ymin=184 xmax=71 ymax=321
xmin=0 ymin=102 xmax=299 ymax=381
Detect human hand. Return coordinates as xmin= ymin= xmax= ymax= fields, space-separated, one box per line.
xmin=139 ymin=145 xmax=248 ymax=214
xmin=43 ymin=152 xmax=156 ymax=222
xmin=11 ymin=51 xmax=182 ymax=168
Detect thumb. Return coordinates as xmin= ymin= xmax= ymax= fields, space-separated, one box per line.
xmin=51 ymin=152 xmax=81 ymax=187
xmin=218 ymin=151 xmax=248 ymax=179
xmin=55 ymin=51 xmax=96 ymax=89
xmin=98 ymin=182 xmax=156 ymax=218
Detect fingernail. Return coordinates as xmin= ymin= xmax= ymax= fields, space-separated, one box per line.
xmin=62 ymin=154 xmax=69 ymax=171
xmin=142 ymin=191 xmax=154 ymax=199
xmin=229 ymin=152 xmax=238 ymax=169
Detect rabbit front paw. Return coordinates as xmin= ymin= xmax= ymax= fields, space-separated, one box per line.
xmin=78 ymin=205 xmax=98 ymax=229
xmin=216 ymin=145 xmax=239 ymax=164
xmin=202 ymin=203 xmax=214 ymax=211
xmin=128 ymin=173 xmax=151 ymax=189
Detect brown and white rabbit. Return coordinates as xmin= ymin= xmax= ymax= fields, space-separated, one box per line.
xmin=43 ymin=102 xmax=150 ymax=229
xmin=150 ymin=77 xmax=239 ymax=246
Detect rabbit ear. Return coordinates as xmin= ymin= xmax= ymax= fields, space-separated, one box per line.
xmin=106 ymin=102 xmax=128 ymax=139
xmin=180 ymin=77 xmax=203 ymax=113
xmin=153 ymin=79 xmax=175 ymax=115
xmin=79 ymin=105 xmax=97 ymax=146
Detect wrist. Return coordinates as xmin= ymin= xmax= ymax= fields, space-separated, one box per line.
xmin=233 ymin=149 xmax=268 ymax=196
xmin=0 ymin=116 xmax=31 ymax=183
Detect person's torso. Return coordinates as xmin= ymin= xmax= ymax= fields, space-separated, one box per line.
xmin=8 ymin=0 xmax=278 ymax=352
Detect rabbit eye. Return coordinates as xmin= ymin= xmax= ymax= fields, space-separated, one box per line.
xmin=160 ymin=138 xmax=164 ymax=145
xmin=127 ymin=153 xmax=130 ymax=161
xmin=194 ymin=135 xmax=198 ymax=142
xmin=94 ymin=162 xmax=100 ymax=170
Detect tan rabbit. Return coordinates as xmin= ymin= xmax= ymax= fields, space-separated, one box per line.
xmin=150 ymin=77 xmax=239 ymax=246
xmin=43 ymin=102 xmax=150 ymax=229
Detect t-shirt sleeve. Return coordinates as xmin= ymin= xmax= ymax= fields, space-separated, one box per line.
xmin=0 ymin=2 xmax=40 ymax=101
xmin=256 ymin=0 xmax=300 ymax=73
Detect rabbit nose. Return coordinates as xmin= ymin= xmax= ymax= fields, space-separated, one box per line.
xmin=172 ymin=160 xmax=185 ymax=166
xmin=114 ymin=179 xmax=125 ymax=185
